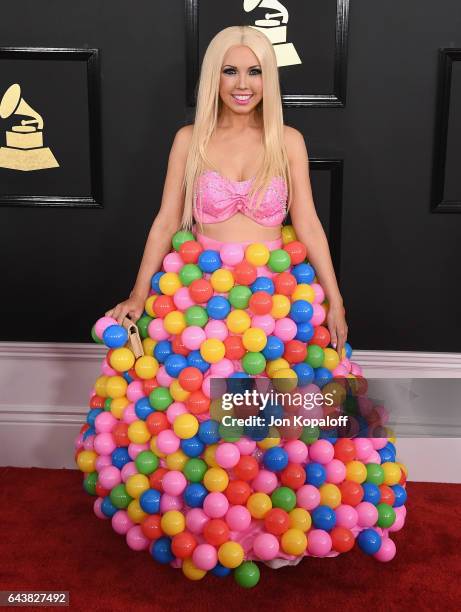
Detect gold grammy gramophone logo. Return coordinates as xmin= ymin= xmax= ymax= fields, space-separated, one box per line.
xmin=0 ymin=83 xmax=59 ymax=171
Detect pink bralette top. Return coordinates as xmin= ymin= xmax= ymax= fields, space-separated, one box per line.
xmin=193 ymin=170 xmax=288 ymax=227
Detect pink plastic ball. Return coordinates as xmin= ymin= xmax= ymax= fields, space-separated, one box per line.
xmin=112 ymin=510 xmax=135 ymax=535
xmin=252 ymin=469 xmax=278 ymax=494
xmin=225 ymin=505 xmax=252 ymax=531
xmin=127 ymin=381 xmax=145 ymax=403
xmin=335 ymin=504 xmax=358 ymax=529
xmin=173 ymin=287 xmax=195 ymax=310
xmin=354 ymin=438 xmax=374 ymax=461
xmin=192 ymin=543 xmax=218 ymax=571
xmin=364 ymin=450 xmax=382 ymax=464
xmin=127 ymin=442 xmax=149 ymax=460
xmin=220 ymin=243 xmax=244 ymax=265
xmin=356 ymin=502 xmax=379 ymax=527
xmin=311 ymin=283 xmax=325 ymax=303
xmin=251 ymin=314 xmax=275 ymax=335
xmin=325 ymin=459 xmax=347 ymax=483
xmin=307 ymin=529 xmax=332 ymax=556
xmin=296 ymin=484 xmax=321 ymax=510
xmin=310 ymin=303 xmax=326 ymax=326
xmin=160 ymin=494 xmax=183 ymax=513
xmin=166 ymin=401 xmax=188 ymax=424
xmin=285 ymin=440 xmax=308 ymax=464
xmin=235 ymin=437 xmax=257 ymax=455
xmin=332 ymin=364 xmax=349 ymax=377
xmin=253 ymin=533 xmax=280 ymax=560
xmin=350 ymin=361 xmax=363 ymax=376
xmin=309 ymin=440 xmax=335 ymax=464
xmin=203 ymin=492 xmax=229 ymax=518
xmin=93 ymin=497 xmax=108 ymax=519
xmin=274 ymin=317 xmax=297 ymax=341
xmin=126 ymin=525 xmax=150 ymax=551
xmin=210 ymin=358 xmax=235 ymax=378
xmin=95 ymin=316 xmax=117 ymax=340
xmin=121 ymin=461 xmax=138 ymax=482
xmin=205 ymin=320 xmax=228 ymax=341
xmin=156 ymin=429 xmax=180 ymax=454
xmin=122 ymin=403 xmax=137 ymax=424
xmin=182 ymin=326 xmax=207 ymax=350
xmin=148 ymin=318 xmax=169 ymax=341
xmin=98 ymin=465 xmax=122 ymax=489
xmin=94 ymin=411 xmax=117 ymax=434
xmin=186 ymin=508 xmax=209 ymax=534
xmin=215 ymin=442 xmax=241 ymax=469
xmin=156 ymin=366 xmax=174 ymax=387
xmin=373 ymin=537 xmax=396 ymax=561
xmin=163 ymin=252 xmax=183 ymax=273
xmin=94 ymin=432 xmax=116 ymax=455
xmin=102 ymin=360 xmax=117 ymax=376
xmin=162 ymin=470 xmax=187 ymax=496
xmin=95 ymin=454 xmax=112 ymax=471
xmin=83 ymin=435 xmax=95 ymax=451
xmin=388 ymin=506 xmax=406 ymax=532
xmin=371 ymin=438 xmax=388 ymax=450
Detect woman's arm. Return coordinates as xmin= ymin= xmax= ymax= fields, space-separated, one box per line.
xmin=284 ymin=126 xmax=348 ymax=355
xmin=130 ymin=125 xmax=194 ymax=300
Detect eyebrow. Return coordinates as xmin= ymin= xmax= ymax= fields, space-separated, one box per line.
xmin=222 ymin=64 xmax=261 ymax=69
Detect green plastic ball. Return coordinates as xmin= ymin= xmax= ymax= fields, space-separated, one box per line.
xmin=271 ymin=486 xmax=296 ymax=511
xmin=185 ymin=305 xmax=208 ymax=327
xmin=183 ymin=458 xmax=208 ymax=482
xmin=267 ymin=249 xmax=291 ymax=272
xmin=172 ymin=230 xmax=195 ymax=251
xmin=300 ymin=425 xmax=320 ymax=444
xmin=104 ymin=398 xmax=112 ymax=411
xmin=136 ymin=315 xmax=153 ymax=339
xmin=234 ymin=561 xmax=260 ymax=588
xmin=109 ymin=483 xmax=133 ymax=509
xmin=242 ymin=352 xmax=266 ymax=375
xmin=179 ymin=263 xmax=202 ymax=286
xmin=135 ymin=450 xmax=159 ymax=475
xmin=305 ymin=344 xmax=324 ymax=368
xmin=376 ymin=503 xmax=396 ymax=528
xmin=366 ymin=463 xmax=385 ymax=486
xmin=91 ymin=325 xmax=104 ymax=344
xmin=83 ymin=471 xmax=98 ymax=495
xmin=219 ymin=421 xmax=244 ymax=442
xmin=149 ymin=387 xmax=173 ymax=411
xmin=229 ymin=285 xmax=252 ymax=308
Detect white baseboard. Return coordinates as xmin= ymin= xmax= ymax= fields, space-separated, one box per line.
xmin=1 ymin=342 xmax=460 ymax=483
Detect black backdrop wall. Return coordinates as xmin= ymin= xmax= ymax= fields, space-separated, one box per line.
xmin=0 ymin=1 xmax=460 ymax=351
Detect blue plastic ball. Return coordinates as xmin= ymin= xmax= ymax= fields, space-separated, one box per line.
xmin=295 ymin=321 xmax=314 ymax=342
xmin=244 ymin=423 xmax=269 ymax=441
xmin=82 ymin=426 xmax=95 ymax=441
xmin=198 ymin=249 xmax=222 ymax=273
xmin=312 ymin=505 xmax=336 ymax=530
xmin=87 ymin=408 xmax=102 ymax=427
xmin=344 ymin=341 xmax=353 ymax=359
xmin=184 ymin=483 xmax=208 ymax=507
xmin=101 ymin=496 xmax=118 ymax=518
xmin=305 ymin=462 xmax=327 ymax=486
xmin=290 ymin=300 xmax=313 ymax=323
xmin=262 ymin=402 xmax=284 ymax=423
xmin=102 ymin=324 xmax=128 ymax=349
xmin=122 ymin=371 xmax=134 ymax=383
xmin=187 ymin=350 xmax=210 ymax=373
xmin=212 ymin=562 xmax=232 ymax=577
xmin=357 ymin=528 xmax=382 ymax=554
xmin=135 ymin=397 xmax=154 ymax=420
xmin=198 ymin=419 xmax=221 ymax=445
xmin=111 ymin=447 xmax=131 ymax=469
xmin=314 ymin=366 xmax=333 ymax=387
xmin=378 ymin=446 xmax=396 ymax=463
xmin=154 ymin=340 xmax=173 ymax=363
xmin=362 ymin=482 xmax=381 ymax=505
xmin=151 ymin=271 xmax=164 ymax=294
xmin=292 ymin=362 xmax=315 ymax=386
xmin=292 ymin=262 xmax=315 ymax=284
xmin=164 ymin=353 xmax=188 ymax=378
xmin=391 ymin=484 xmax=407 ymax=507
xmin=180 ymin=435 xmax=205 ymax=457
xmin=263 ymin=447 xmax=289 ymax=472
xmin=262 ymin=335 xmax=285 ymax=360
xmin=139 ymin=488 xmax=161 ymax=513
xmin=151 ymin=536 xmax=174 ymax=563
xmin=250 ymin=276 xmax=274 ymax=294
xmin=206 ymin=295 xmax=231 ymax=319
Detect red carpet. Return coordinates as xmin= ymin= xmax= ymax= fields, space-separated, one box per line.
xmin=1 ymin=466 xmax=460 ymax=610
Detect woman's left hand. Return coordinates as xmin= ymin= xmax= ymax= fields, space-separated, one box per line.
xmin=326 ymin=301 xmax=348 ymax=360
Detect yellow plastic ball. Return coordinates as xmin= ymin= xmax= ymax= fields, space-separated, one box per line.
xmin=150 ymin=436 xmax=166 ymax=458
xmin=271 ymin=294 xmax=291 ymax=318
xmin=106 ymin=375 xmax=128 ymax=399
xmin=134 ymin=355 xmax=159 ymax=380
xmin=145 ymin=295 xmax=157 ymax=317
xmin=182 ymin=557 xmax=207 ymax=580
xmin=109 ymin=347 xmax=135 ymax=372
xmin=257 ymin=428 xmax=281 ymax=449
xmin=161 ymin=510 xmax=185 ymax=536
xmin=323 ymin=347 xmax=341 ymax=371
xmin=173 ymin=413 xmax=199 ymax=439
xmin=200 ymin=338 xmax=226 ymax=363
xmin=203 ymin=467 xmax=229 ymax=492
xmin=94 ymin=375 xmax=109 ymax=398
xmin=266 ymin=358 xmax=290 ymax=378
xmin=203 ymin=444 xmax=219 ymax=467
xmin=345 ymin=460 xmax=367 ymax=483
xmin=319 ymin=483 xmax=342 ymax=508
xmin=76 ymin=450 xmax=97 ymax=473
xmin=291 ymin=283 xmax=315 ymax=303
xmin=289 ymin=508 xmax=312 ymax=532
xmin=110 ymin=397 xmax=130 ymax=419
xmin=245 ymin=242 xmax=270 ymax=266
xmin=164 ymin=310 xmax=186 ymax=335
xmin=281 ymin=528 xmax=307 ymax=555
xmin=272 ymin=368 xmax=298 ymax=392
xmin=142 ymin=337 xmax=156 ymax=356
xmin=165 ymin=450 xmax=188 ymax=471
xmin=282 ymin=225 xmax=297 ymax=244
xmin=246 ymin=492 xmax=272 ymax=519
xmin=128 ymin=420 xmax=151 ymax=444
xmin=210 ymin=268 xmax=235 ymax=292
xmin=127 ymin=498 xmax=148 ymax=523
xmin=321 ymin=381 xmax=347 ymax=407
xmin=388 ymin=434 xmax=397 ymax=445
xmin=242 ymin=327 xmax=267 ymax=352
xmin=125 ymin=473 xmax=150 ymax=499
xmin=218 ymin=541 xmax=244 ymax=568
xmin=226 ymin=309 xmax=251 ymax=334
xmin=170 ymin=379 xmax=190 ymax=402
xmin=382 ymin=462 xmax=401 ymax=485
xmin=159 ymin=272 xmax=182 ymax=296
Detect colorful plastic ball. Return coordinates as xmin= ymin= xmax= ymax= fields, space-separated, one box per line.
xmin=203 ymin=518 xmax=230 ymax=546
xmin=102 ymin=325 xmax=129 ymax=349
xmin=226 ymin=309 xmax=251 ymax=334
xmin=391 ymin=484 xmax=407 ymax=507
xmin=292 ymin=262 xmax=315 ymax=284
xmin=139 ymin=488 xmax=161 ymax=514
xmin=249 ymin=291 xmax=273 ymax=315
xmin=330 ymin=526 xmax=355 ymax=553
xmin=185 ymin=305 xmax=208 ymax=327
xmin=218 ymin=541 xmax=244 ymax=568
xmin=284 ymin=240 xmax=307 ymax=264
xmin=225 ymin=480 xmax=252 ymax=505
xmin=171 ymin=531 xmax=197 ymax=558
xmin=280 ymin=464 xmax=306 ymax=490
xmin=268 ymin=249 xmax=291 ymax=272
xmin=211 ymin=563 xmax=232 ymax=578
xmin=206 ymin=295 xmax=231 ymax=320
xmin=242 ymin=352 xmax=266 ymax=375
xmin=211 ymin=268 xmax=234 ymax=292
xmin=306 ymin=462 xmax=327 ymax=487
xmin=184 ymin=483 xmax=208 ymax=508
xmin=182 ymin=557 xmax=207 ymax=581
xmin=245 ymin=242 xmax=270 ymax=266
xmin=220 ymin=242 xmax=244 ymax=266
xmin=373 ymin=537 xmax=397 ymax=562
xmin=262 ymin=335 xmax=285 ymax=360
xmin=376 ymin=503 xmax=396 ymax=528
xmin=179 ymin=239 xmax=202 ymax=263
xmin=247 ymin=492 xmax=272 ymax=519
xmin=109 ymin=347 xmax=135 ymax=372
xmin=357 ymin=528 xmax=382 ymax=555
xmin=307 ymin=529 xmax=332 ymax=556
xmin=242 ymin=327 xmax=267 ymax=352
xmin=263 ymin=447 xmax=289 ymax=472
xmin=233 ymin=561 xmax=260 ymax=588
xmin=289 ymin=507 xmax=312 ymax=532
xmin=346 ymin=460 xmax=368 ymax=483
xmin=382 ymin=462 xmax=401 ymax=486
xmin=151 ymin=536 xmax=175 ymax=564
xmin=198 ymin=249 xmax=222 ymax=273
xmin=192 ymin=543 xmax=218 ymax=571
xmin=200 ymin=338 xmax=226 ymax=364
xmin=281 ymin=528 xmax=307 ymax=555
xmin=312 ymin=505 xmax=336 ymax=530
xmin=253 ymin=533 xmax=280 ymax=560
xmin=225 ymin=505 xmax=252 ymax=531
xmin=271 ymin=486 xmax=297 ymax=512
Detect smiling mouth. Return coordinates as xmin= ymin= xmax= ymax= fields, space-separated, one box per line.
xmin=232 ymin=94 xmax=253 ymax=100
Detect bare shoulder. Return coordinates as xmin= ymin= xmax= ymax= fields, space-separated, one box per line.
xmin=171 ymin=124 xmax=194 ymax=157
xmin=283 ymin=124 xmax=307 ymax=158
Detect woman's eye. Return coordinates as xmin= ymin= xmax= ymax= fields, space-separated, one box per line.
xmin=223 ymin=68 xmax=261 ymax=75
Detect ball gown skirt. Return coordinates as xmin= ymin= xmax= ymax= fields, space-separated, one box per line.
xmin=75 ymin=223 xmax=408 ymax=588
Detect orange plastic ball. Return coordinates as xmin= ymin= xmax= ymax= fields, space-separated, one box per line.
xmin=178 ymin=366 xmax=203 ymax=392
xmin=189 ymin=278 xmax=213 ymax=303
xmin=153 ymin=295 xmax=175 ymax=318
xmin=203 ymin=519 xmax=230 ymax=546
xmin=284 ymin=241 xmax=307 ymax=265
xmin=179 ymin=240 xmax=203 ymax=264
xmin=274 ymin=271 xmax=297 ymax=295
xmin=233 ymin=260 xmax=257 ymax=285
xmin=224 ymin=480 xmax=251 ymax=505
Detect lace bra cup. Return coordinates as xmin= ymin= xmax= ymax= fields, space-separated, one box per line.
xmin=193 ymin=170 xmax=288 ymax=227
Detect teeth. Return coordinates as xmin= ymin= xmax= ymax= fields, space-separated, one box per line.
xmin=233 ymin=95 xmax=252 ymax=100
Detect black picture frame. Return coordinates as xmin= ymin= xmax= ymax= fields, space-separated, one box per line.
xmin=185 ymin=0 xmax=350 ymax=108
xmin=431 ymin=48 xmax=461 ymax=213
xmin=0 ymin=47 xmax=102 ymax=208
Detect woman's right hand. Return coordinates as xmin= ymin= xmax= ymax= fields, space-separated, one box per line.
xmin=105 ymin=294 xmax=146 ymax=325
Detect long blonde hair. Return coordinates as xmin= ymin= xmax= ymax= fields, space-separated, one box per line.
xmin=180 ymin=25 xmax=293 ymax=231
